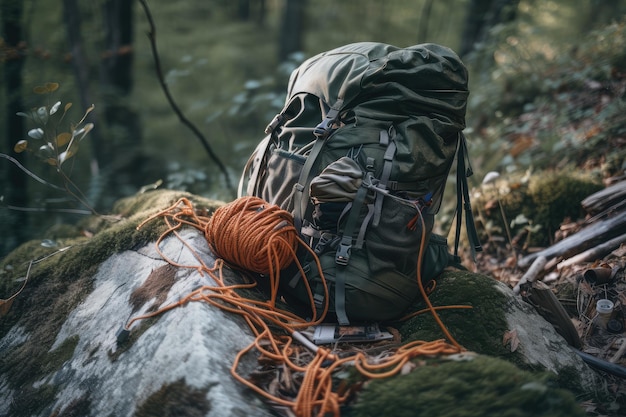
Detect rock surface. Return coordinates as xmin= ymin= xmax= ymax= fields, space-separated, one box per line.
xmin=0 ymin=190 xmax=609 ymax=417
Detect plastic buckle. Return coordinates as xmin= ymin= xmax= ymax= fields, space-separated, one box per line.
xmin=314 ymin=108 xmax=340 ymax=138
xmin=264 ymin=113 xmax=283 ymax=134
xmin=335 ymin=243 xmax=351 ymax=265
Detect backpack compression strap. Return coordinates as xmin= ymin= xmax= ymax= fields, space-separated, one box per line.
xmin=454 ymin=133 xmax=483 ymax=260
xmin=293 ymin=100 xmax=344 ymax=231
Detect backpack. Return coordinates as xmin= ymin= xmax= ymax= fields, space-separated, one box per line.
xmin=238 ymin=42 xmax=482 ymax=325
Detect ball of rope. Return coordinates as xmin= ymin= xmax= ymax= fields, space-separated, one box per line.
xmin=205 ymin=196 xmax=299 ymax=275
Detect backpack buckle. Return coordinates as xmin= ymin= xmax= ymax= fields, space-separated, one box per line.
xmin=265 ymin=113 xmax=284 ymax=134
xmin=335 ymin=242 xmax=351 ymax=265
xmin=314 ymin=101 xmax=344 ymax=138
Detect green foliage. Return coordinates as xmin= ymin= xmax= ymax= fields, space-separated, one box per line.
xmin=14 ymin=82 xmax=94 ymax=168
xmin=466 ymin=12 xmax=626 ymax=178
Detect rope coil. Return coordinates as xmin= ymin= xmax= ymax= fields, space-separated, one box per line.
xmin=128 ymin=196 xmax=468 ymax=417
xmin=205 ymin=196 xmax=298 ymax=274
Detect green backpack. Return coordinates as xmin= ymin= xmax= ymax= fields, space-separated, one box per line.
xmin=239 ymin=42 xmax=481 ymax=324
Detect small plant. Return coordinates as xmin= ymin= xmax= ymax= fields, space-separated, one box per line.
xmin=7 ymin=82 xmax=97 ymax=214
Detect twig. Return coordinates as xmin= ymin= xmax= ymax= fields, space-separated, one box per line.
xmin=0 ymin=153 xmax=64 ymax=191
xmin=513 ymin=255 xmax=547 ymax=295
xmin=137 ymin=0 xmax=234 ymax=193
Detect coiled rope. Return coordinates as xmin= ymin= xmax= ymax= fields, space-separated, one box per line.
xmin=127 ymin=196 xmax=468 ymax=417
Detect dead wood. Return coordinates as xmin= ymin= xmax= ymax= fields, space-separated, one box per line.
xmin=557 ymin=233 xmax=626 ymax=270
xmin=519 ymin=211 xmax=626 ymax=268
xmin=523 ymin=281 xmax=582 ymax=349
xmin=582 ymin=180 xmax=626 ymax=214
xmin=513 ymin=256 xmax=546 ymax=295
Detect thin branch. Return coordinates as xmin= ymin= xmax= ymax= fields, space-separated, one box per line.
xmin=137 ymin=0 xmax=234 ymax=193
xmin=0 ymin=153 xmax=64 ymax=191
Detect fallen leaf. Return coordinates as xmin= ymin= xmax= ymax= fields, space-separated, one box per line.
xmin=503 ymin=329 xmax=520 ymax=352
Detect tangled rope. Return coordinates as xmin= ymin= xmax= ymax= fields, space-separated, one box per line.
xmin=127 ymin=196 xmax=468 ymax=417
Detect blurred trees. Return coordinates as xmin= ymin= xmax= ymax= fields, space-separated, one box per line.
xmin=279 ymin=0 xmax=306 ymax=61
xmin=1 ymin=0 xmax=27 ymax=252
xmin=1 ymin=0 xmax=626 ymax=257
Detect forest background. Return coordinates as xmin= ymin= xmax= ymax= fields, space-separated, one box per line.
xmin=1 ymin=0 xmax=625 ymax=258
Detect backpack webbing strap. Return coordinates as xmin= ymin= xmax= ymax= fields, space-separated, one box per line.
xmin=293 ymin=100 xmax=344 ymax=231
xmin=239 ymin=135 xmax=272 ymax=198
xmin=373 ymin=127 xmax=397 ymax=227
xmin=454 ymin=133 xmax=483 ymax=260
xmin=334 ymin=182 xmax=369 ymax=325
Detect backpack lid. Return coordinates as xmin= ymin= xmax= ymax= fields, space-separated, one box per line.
xmin=285 ymin=42 xmax=469 ymax=132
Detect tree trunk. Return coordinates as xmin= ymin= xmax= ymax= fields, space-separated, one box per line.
xmin=459 ymin=0 xmax=520 ymax=58
xmin=100 ymin=0 xmax=144 ymax=206
xmin=1 ymin=0 xmax=28 ymax=256
xmin=102 ymin=0 xmax=134 ymax=95
xmin=62 ymin=0 xmax=103 ymax=173
xmin=278 ymin=0 xmax=306 ymax=61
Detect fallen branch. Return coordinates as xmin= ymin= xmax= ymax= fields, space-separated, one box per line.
xmin=557 ymin=233 xmax=626 ymax=270
xmin=519 ymin=211 xmax=626 ymax=268
xmin=524 ymin=281 xmax=582 ymax=349
xmin=582 ymin=180 xmax=626 ymax=214
xmin=513 ymin=255 xmax=546 ymax=295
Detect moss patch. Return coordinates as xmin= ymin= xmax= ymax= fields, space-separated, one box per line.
xmin=0 ymin=190 xmax=224 ymax=412
xmin=400 ymin=271 xmax=511 ymax=360
xmin=347 ymin=355 xmax=585 ymax=417
xmin=134 ymin=379 xmax=213 ymax=417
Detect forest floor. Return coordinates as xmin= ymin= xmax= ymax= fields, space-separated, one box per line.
xmin=465 ymin=41 xmax=626 ymax=414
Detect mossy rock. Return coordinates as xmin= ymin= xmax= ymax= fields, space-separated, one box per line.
xmin=399 ymin=271 xmax=601 ymax=398
xmin=0 ymin=189 xmax=224 ymax=417
xmin=348 ymin=354 xmax=585 ymax=417
xmin=0 ymin=190 xmax=609 ymax=417
xmin=475 ymin=170 xmax=602 ymax=247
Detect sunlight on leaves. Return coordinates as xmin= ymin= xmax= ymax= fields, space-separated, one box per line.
xmin=14 ymin=140 xmax=28 ymax=153
xmin=57 ymin=149 xmax=76 ymax=166
xmin=28 ymin=128 xmax=44 ymax=140
xmin=37 ymin=144 xmax=55 ymax=160
xmin=33 ymin=82 xmax=59 ymax=94
xmin=56 ymin=132 xmax=72 ymax=147
xmin=50 ymin=101 xmax=62 ymax=115
xmin=36 ymin=106 xmax=49 ymax=125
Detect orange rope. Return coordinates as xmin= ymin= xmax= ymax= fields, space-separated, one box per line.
xmin=127 ymin=196 xmax=469 ymax=417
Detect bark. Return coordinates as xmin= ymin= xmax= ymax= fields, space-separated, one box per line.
xmin=524 ymin=281 xmax=582 ymax=349
xmin=557 ymin=233 xmax=626 ymax=270
xmin=581 ymin=180 xmax=626 ymax=214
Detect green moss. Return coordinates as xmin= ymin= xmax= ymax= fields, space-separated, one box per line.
xmin=134 ymin=379 xmax=213 ymax=417
xmin=526 ymin=171 xmax=602 ymax=236
xmin=0 ymin=190 xmax=225 ymax=411
xmin=400 ymin=271 xmax=510 ymax=360
xmin=474 ymin=170 xmax=603 ymax=247
xmin=347 ymin=355 xmax=585 ymax=417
